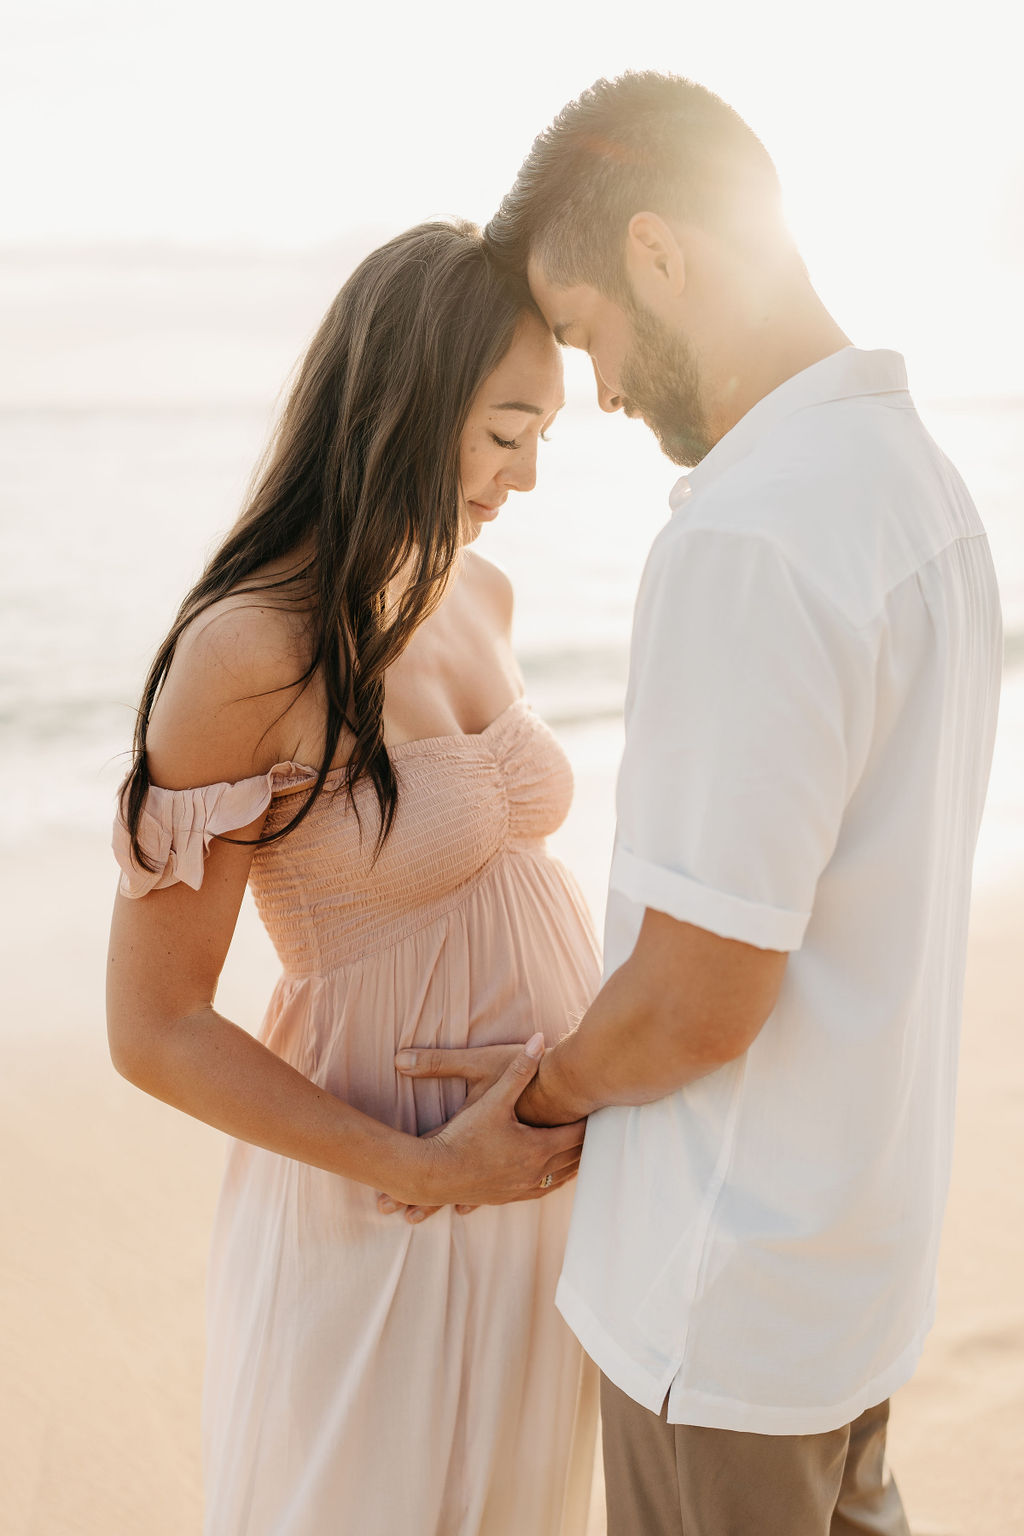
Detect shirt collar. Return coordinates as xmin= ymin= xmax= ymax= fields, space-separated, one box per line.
xmin=668 ymin=347 xmax=909 ymax=514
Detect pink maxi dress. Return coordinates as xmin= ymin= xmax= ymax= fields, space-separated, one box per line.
xmin=114 ymin=697 xmax=601 ymax=1536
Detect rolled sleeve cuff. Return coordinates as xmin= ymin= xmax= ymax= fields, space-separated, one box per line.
xmin=610 ymin=845 xmax=809 ymax=952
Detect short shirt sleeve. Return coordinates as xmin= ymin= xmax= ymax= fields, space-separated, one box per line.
xmin=611 ymin=526 xmax=875 ymax=951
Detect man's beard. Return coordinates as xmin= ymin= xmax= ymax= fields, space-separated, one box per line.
xmin=619 ymin=301 xmax=712 ymax=468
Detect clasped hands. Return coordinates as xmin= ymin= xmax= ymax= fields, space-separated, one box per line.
xmin=376 ymin=1034 xmax=586 ymax=1225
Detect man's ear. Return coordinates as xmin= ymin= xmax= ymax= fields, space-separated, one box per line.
xmin=625 ymin=213 xmax=686 ymax=311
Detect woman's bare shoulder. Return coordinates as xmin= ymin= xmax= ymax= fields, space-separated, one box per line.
xmin=460 ymin=550 xmax=514 ymax=633
xmin=145 ymin=595 xmax=313 ymax=791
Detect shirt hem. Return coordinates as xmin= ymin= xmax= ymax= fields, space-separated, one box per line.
xmin=556 ymin=1277 xmax=935 ymax=1436
xmin=556 ymin=1278 xmax=676 ymax=1414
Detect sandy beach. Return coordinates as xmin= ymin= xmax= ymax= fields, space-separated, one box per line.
xmin=3 ymin=708 xmax=1022 ymax=1536
xmin=3 ymin=0 xmax=1023 ymax=1519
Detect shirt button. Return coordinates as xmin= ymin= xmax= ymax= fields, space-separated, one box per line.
xmin=669 ymin=478 xmax=692 ymax=512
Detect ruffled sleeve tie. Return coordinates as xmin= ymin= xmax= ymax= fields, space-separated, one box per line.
xmin=111 ymin=765 xmax=312 ymax=899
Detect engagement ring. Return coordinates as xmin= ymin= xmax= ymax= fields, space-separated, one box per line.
xmin=540 ymin=1173 xmax=553 ymax=1189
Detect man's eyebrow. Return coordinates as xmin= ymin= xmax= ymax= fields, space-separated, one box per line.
xmin=552 ymin=323 xmax=571 ymax=347
xmin=491 ymin=399 xmax=544 ymax=415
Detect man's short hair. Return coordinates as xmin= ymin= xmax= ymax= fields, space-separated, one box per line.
xmin=485 ymin=71 xmax=790 ymax=299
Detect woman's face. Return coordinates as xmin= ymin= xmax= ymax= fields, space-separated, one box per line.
xmin=458 ymin=312 xmax=564 ymax=543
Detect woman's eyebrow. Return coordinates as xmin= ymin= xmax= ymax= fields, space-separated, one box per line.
xmin=490 ymin=400 xmax=544 ymax=414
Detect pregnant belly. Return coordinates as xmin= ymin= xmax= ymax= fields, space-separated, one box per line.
xmin=262 ymin=854 xmax=601 ymax=1136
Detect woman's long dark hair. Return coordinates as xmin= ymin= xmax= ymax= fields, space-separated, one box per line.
xmin=120 ymin=220 xmax=530 ymax=869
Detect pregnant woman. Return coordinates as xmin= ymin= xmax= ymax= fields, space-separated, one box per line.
xmin=107 ymin=220 xmax=600 ymax=1535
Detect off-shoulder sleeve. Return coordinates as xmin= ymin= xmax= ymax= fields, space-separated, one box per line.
xmin=112 ymin=765 xmax=308 ymax=899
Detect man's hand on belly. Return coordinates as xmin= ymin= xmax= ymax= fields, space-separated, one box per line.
xmin=396 ymin=1041 xmax=523 ymax=1109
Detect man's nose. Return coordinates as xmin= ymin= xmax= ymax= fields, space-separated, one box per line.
xmin=592 ymin=357 xmax=624 ymax=414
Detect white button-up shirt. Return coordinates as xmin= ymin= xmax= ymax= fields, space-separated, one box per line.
xmin=556 ymin=348 xmax=1002 ymax=1434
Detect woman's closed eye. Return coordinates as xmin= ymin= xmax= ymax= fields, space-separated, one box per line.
xmin=489 ymin=430 xmax=554 ymax=450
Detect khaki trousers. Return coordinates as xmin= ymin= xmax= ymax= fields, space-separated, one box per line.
xmin=601 ymin=1374 xmax=912 ymax=1536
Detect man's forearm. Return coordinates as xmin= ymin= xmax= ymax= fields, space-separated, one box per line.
xmin=517 ymin=911 xmax=787 ymax=1127
xmin=517 ymin=959 xmax=715 ymax=1126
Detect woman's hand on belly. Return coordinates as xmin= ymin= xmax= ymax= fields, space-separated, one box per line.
xmin=376 ymin=1036 xmax=586 ymax=1223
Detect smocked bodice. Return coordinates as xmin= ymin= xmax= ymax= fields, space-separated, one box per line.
xmin=113 ymin=697 xmax=576 ymax=982
xmin=252 ymin=699 xmax=572 ymax=975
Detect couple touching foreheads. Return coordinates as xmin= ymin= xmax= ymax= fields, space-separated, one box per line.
xmin=109 ymin=72 xmax=1000 ymax=1535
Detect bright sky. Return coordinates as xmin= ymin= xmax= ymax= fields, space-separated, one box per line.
xmin=4 ymin=0 xmax=1022 ymax=394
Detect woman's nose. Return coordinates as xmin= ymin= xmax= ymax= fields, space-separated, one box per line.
xmin=592 ymin=357 xmax=624 ymax=414
xmin=502 ymin=442 xmax=538 ymax=494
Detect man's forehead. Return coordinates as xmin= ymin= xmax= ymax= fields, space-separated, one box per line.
xmin=524 ymin=254 xmax=560 ymax=315
xmin=525 ymin=257 xmax=595 ymax=339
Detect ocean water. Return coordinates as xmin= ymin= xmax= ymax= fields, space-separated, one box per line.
xmin=2 ymin=248 xmax=1022 ymax=871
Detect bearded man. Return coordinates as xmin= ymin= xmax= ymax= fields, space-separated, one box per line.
xmin=403 ymin=71 xmax=1002 ymax=1534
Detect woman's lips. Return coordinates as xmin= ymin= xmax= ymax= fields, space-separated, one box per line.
xmin=468 ymin=500 xmax=503 ymax=521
